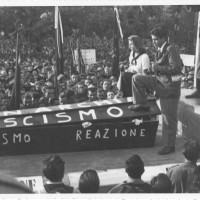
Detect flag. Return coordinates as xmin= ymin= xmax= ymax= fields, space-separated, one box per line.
xmin=111 ymin=7 xmax=120 ymax=80
xmin=114 ymin=7 xmax=123 ymax=40
xmin=54 ymin=6 xmax=64 ymax=96
xmin=70 ymin=41 xmax=75 ymax=76
xmin=9 ymin=33 xmax=21 ymax=110
xmin=76 ymin=39 xmax=85 ymax=74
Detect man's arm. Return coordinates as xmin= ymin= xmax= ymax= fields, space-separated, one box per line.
xmin=153 ymin=46 xmax=183 ymax=76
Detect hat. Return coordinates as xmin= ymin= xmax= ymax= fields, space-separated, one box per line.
xmin=57 ymin=74 xmax=64 ymax=81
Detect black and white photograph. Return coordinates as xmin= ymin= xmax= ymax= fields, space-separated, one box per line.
xmin=0 ymin=1 xmax=200 ymax=199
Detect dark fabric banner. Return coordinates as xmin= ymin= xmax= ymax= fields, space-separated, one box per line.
xmin=9 ymin=33 xmax=21 ymax=111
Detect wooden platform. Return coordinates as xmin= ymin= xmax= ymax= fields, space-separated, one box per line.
xmin=0 ymin=91 xmax=193 ymax=193
xmin=178 ymin=88 xmax=200 ymax=140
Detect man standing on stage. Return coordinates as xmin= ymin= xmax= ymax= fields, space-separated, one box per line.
xmin=129 ymin=24 xmax=183 ymax=155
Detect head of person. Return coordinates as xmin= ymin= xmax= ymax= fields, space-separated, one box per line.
xmin=102 ymin=79 xmax=111 ymax=92
xmin=104 ymin=66 xmax=111 ymax=76
xmin=97 ymin=88 xmax=106 ymax=100
xmin=128 ymin=35 xmax=145 ymax=54
xmin=125 ymin=154 xmax=144 ymax=179
xmin=115 ymin=90 xmax=123 ymax=99
xmin=79 ymin=169 xmax=100 ymax=193
xmin=84 ymin=78 xmax=92 ymax=87
xmin=96 ymin=66 xmax=104 ymax=77
xmin=59 ymin=92 xmax=68 ymax=105
xmin=90 ymin=75 xmax=98 ymax=86
xmin=87 ymin=88 xmax=97 ymax=102
xmin=71 ymin=73 xmax=79 ymax=83
xmin=107 ymin=90 xmax=115 ymax=100
xmin=76 ymin=82 xmax=86 ymax=95
xmin=150 ymin=24 xmax=168 ymax=49
xmin=44 ymin=86 xmax=55 ymax=99
xmin=150 ymin=173 xmax=173 ymax=193
xmin=42 ymin=155 xmax=65 ymax=182
xmin=22 ymin=93 xmax=32 ymax=107
xmin=182 ymin=140 xmax=200 ymax=162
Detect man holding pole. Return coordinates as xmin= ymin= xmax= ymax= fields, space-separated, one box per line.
xmin=129 ymin=24 xmax=183 ymax=155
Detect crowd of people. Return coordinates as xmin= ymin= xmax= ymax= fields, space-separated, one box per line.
xmin=0 ymin=55 xmax=125 ymax=111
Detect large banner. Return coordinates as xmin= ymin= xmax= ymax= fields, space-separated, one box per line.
xmin=0 ymin=98 xmax=160 ymax=156
xmin=0 ymin=98 xmax=160 ymax=129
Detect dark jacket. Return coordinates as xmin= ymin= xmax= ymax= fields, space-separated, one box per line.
xmin=44 ymin=183 xmax=74 ymax=193
xmin=155 ymin=43 xmax=183 ymax=99
xmin=109 ymin=180 xmax=152 ymax=193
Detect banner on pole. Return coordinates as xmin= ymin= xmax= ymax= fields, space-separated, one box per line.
xmin=74 ymin=49 xmax=96 ymax=65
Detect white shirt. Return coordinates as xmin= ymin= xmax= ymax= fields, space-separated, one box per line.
xmin=127 ymin=51 xmax=150 ymax=74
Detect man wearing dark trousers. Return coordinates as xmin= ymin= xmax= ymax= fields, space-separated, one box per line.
xmin=129 ymin=24 xmax=183 ymax=155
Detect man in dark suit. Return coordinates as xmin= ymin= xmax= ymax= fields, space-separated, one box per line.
xmin=129 ymin=24 xmax=183 ymax=155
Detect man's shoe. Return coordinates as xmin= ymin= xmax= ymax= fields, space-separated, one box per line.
xmin=128 ymin=104 xmax=150 ymax=112
xmin=185 ymin=90 xmax=200 ymax=98
xmin=157 ymin=146 xmax=175 ymax=155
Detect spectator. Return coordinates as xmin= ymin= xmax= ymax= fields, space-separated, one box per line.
xmin=79 ymin=169 xmax=100 ymax=193
xmin=109 ymin=154 xmax=152 ymax=193
xmin=151 ymin=173 xmax=173 ymax=193
xmin=106 ymin=90 xmax=115 ymax=100
xmin=87 ymin=88 xmax=97 ymax=102
xmin=20 ymin=93 xmax=32 ymax=109
xmin=102 ymin=79 xmax=111 ymax=93
xmin=167 ymin=140 xmax=200 ymax=193
xmin=97 ymin=88 xmax=106 ymax=101
xmin=59 ymin=92 xmax=68 ymax=105
xmin=114 ymin=90 xmax=123 ymax=99
xmin=41 ymin=155 xmax=79 ymax=193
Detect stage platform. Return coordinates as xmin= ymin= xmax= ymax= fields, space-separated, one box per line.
xmin=178 ymin=88 xmax=200 ymax=141
xmin=0 ymin=89 xmax=196 ymax=193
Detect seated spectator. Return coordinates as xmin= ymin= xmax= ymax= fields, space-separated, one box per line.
xmin=109 ymin=154 xmax=152 ymax=193
xmin=106 ymin=90 xmax=115 ymax=100
xmin=90 ymin=75 xmax=98 ymax=86
xmin=102 ymin=79 xmax=111 ymax=93
xmin=31 ymin=92 xmax=40 ymax=108
xmin=41 ymin=155 xmax=79 ymax=193
xmin=76 ymin=82 xmax=88 ymax=103
xmin=71 ymin=73 xmax=79 ymax=86
xmin=150 ymin=173 xmax=173 ymax=193
xmin=20 ymin=93 xmax=32 ymax=109
xmin=167 ymin=140 xmax=200 ymax=193
xmin=104 ymin=65 xmax=111 ymax=79
xmin=59 ymin=92 xmax=68 ymax=105
xmin=114 ymin=90 xmax=123 ymax=99
xmin=49 ymin=97 xmax=60 ymax=106
xmin=97 ymin=88 xmax=106 ymax=101
xmin=79 ymin=169 xmax=100 ymax=193
xmin=87 ymin=88 xmax=97 ymax=102
xmin=84 ymin=78 xmax=92 ymax=88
